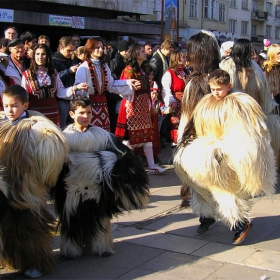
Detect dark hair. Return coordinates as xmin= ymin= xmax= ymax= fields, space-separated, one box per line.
xmin=186 ymin=31 xmax=220 ymax=74
xmin=0 ymin=38 xmax=10 ymax=48
xmin=231 ymin=38 xmax=252 ymax=71
xmin=124 ymin=43 xmax=144 ymax=73
xmin=70 ymin=96 xmax=92 ymax=112
xmin=2 ymin=85 xmax=29 ymax=103
xmin=84 ymin=38 xmax=107 ymax=64
xmin=38 ymin=35 xmax=50 ymax=42
xmin=20 ymin=31 xmax=37 ymax=43
xmin=30 ymin=44 xmax=55 ymax=76
xmin=58 ymin=36 xmax=74 ymax=48
xmin=208 ymin=69 xmax=230 ymax=85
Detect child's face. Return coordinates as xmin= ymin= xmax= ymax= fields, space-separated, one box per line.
xmin=69 ymin=105 xmax=92 ymax=131
xmin=209 ymin=81 xmax=231 ymax=100
xmin=2 ymin=95 xmax=29 ymax=121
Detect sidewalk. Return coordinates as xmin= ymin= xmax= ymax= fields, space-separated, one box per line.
xmin=1 ymin=143 xmax=280 ymax=279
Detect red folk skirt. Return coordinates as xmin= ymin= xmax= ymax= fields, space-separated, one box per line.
xmin=115 ymin=93 xmax=153 ymax=145
xmin=170 ymin=92 xmax=183 ymax=144
xmin=28 ymin=95 xmax=60 ymax=126
xmin=89 ymin=94 xmax=110 ymax=132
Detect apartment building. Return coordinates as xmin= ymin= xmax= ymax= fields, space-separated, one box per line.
xmin=0 ymin=0 xmax=161 ymax=51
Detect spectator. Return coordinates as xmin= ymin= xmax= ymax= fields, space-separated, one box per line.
xmin=220 ymin=41 xmax=234 ymax=59
xmin=106 ymin=41 xmax=117 ymax=60
xmin=115 ymin=43 xmax=166 ymax=174
xmin=74 ymin=37 xmax=139 ymax=132
xmin=150 ymin=39 xmax=175 ymax=100
xmin=38 ymin=35 xmax=50 ymax=48
xmin=52 ymin=36 xmax=78 ymax=128
xmin=71 ymin=33 xmax=81 ymax=49
xmin=144 ymin=43 xmax=152 ymax=62
xmin=72 ymin=46 xmax=84 ymax=63
xmin=0 ymin=38 xmax=10 ymax=56
xmin=4 ymin=26 xmax=18 ymax=40
xmin=20 ymin=31 xmax=38 ymax=60
xmin=5 ymin=38 xmax=29 ymax=85
xmin=21 ymin=44 xmax=87 ymax=125
xmin=151 ymin=43 xmax=160 ymax=54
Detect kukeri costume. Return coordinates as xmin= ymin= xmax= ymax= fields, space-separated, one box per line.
xmin=219 ymin=57 xmax=280 ymax=167
xmin=53 ymin=124 xmax=149 ymax=258
xmin=0 ymin=113 xmax=68 ymax=274
xmin=174 ymin=92 xmax=276 ymax=232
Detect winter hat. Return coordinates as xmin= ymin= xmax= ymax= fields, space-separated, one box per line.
xmin=117 ymin=40 xmax=129 ymax=52
xmin=259 ymin=52 xmax=267 ymax=60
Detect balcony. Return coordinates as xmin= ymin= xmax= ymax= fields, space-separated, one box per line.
xmin=251 ymin=35 xmax=265 ymax=43
xmin=251 ymin=10 xmax=268 ymax=21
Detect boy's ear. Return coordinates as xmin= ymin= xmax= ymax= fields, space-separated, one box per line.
xmin=23 ymin=102 xmax=29 ymax=110
xmin=69 ymin=111 xmax=75 ymax=120
xmin=227 ymin=84 xmax=232 ymax=91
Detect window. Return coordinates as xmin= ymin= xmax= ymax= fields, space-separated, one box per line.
xmin=203 ymin=0 xmax=216 ymax=19
xmin=252 ymin=0 xmax=257 ymax=12
xmin=190 ymin=0 xmax=198 ymax=18
xmin=242 ymin=0 xmax=248 ymax=10
xmin=267 ymin=2 xmax=272 ymax=15
xmin=229 ymin=19 xmax=237 ymax=33
xmin=276 ymin=26 xmax=280 ymax=39
xmin=219 ymin=3 xmax=225 ymax=22
xmin=251 ymin=24 xmax=257 ymax=36
xmin=230 ymin=0 xmax=237 ymax=8
xmin=241 ymin=21 xmax=248 ymax=35
xmin=276 ymin=5 xmax=280 ymax=18
xmin=266 ymin=25 xmax=272 ymax=38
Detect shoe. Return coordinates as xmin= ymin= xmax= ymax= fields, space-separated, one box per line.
xmin=24 ymin=268 xmax=43 ymax=278
xmin=197 ymin=220 xmax=215 ymax=234
xmin=148 ymin=164 xmax=166 ymax=175
xmin=101 ymin=252 xmax=112 ymax=257
xmin=232 ymin=222 xmax=252 ymax=245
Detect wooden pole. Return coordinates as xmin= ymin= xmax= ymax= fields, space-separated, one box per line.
xmin=177 ymin=0 xmax=179 ymax=43
xmin=161 ymin=0 xmax=164 ymax=42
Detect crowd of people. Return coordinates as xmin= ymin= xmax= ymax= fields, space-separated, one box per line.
xmin=0 ymin=25 xmax=278 ymax=278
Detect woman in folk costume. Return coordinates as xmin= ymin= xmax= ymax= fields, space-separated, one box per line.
xmin=174 ymin=87 xmax=276 ymax=245
xmin=74 ymin=38 xmax=140 ymax=132
xmin=52 ymin=96 xmax=149 ymax=259
xmin=115 ymin=43 xmax=165 ymax=174
xmin=0 ymin=112 xmax=68 ymax=277
xmin=21 ymin=44 xmax=88 ymax=126
xmin=177 ymin=30 xmax=221 ymax=206
xmin=161 ymin=49 xmax=189 ymax=147
xmin=219 ymin=39 xmax=280 ymax=168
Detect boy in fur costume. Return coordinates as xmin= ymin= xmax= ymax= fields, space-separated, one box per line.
xmin=53 ymin=96 xmax=149 ymax=259
xmin=174 ymin=70 xmax=276 ymax=245
xmin=0 ymin=85 xmax=69 ymax=277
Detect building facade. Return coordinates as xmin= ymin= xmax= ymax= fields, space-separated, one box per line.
xmin=1 ymin=0 xmax=280 ymax=50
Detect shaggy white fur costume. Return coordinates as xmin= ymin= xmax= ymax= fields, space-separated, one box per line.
xmin=53 ymin=125 xmax=149 ymax=258
xmin=0 ymin=114 xmax=68 ymax=273
xmin=174 ymin=92 xmax=276 ymax=229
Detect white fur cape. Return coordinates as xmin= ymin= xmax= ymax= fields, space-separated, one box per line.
xmin=174 ymin=92 xmax=276 ymax=228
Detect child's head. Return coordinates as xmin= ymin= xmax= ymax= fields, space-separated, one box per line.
xmin=208 ymin=69 xmax=231 ymax=100
xmin=2 ymin=85 xmax=29 ymax=121
xmin=69 ymin=96 xmax=92 ymax=131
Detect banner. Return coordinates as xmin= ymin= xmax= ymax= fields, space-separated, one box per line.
xmin=0 ymin=9 xmax=14 ymax=22
xmin=164 ymin=0 xmax=177 ymax=41
xmin=49 ymin=15 xmax=72 ymax=27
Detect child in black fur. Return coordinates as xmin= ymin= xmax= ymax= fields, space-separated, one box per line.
xmin=53 ymin=96 xmax=149 ymax=258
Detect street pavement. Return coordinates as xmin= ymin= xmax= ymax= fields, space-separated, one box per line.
xmin=1 ymin=142 xmax=280 ymax=279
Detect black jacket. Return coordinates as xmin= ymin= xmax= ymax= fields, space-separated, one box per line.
xmin=52 ymin=52 xmax=76 ymax=87
xmin=110 ymin=52 xmax=125 ymax=80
